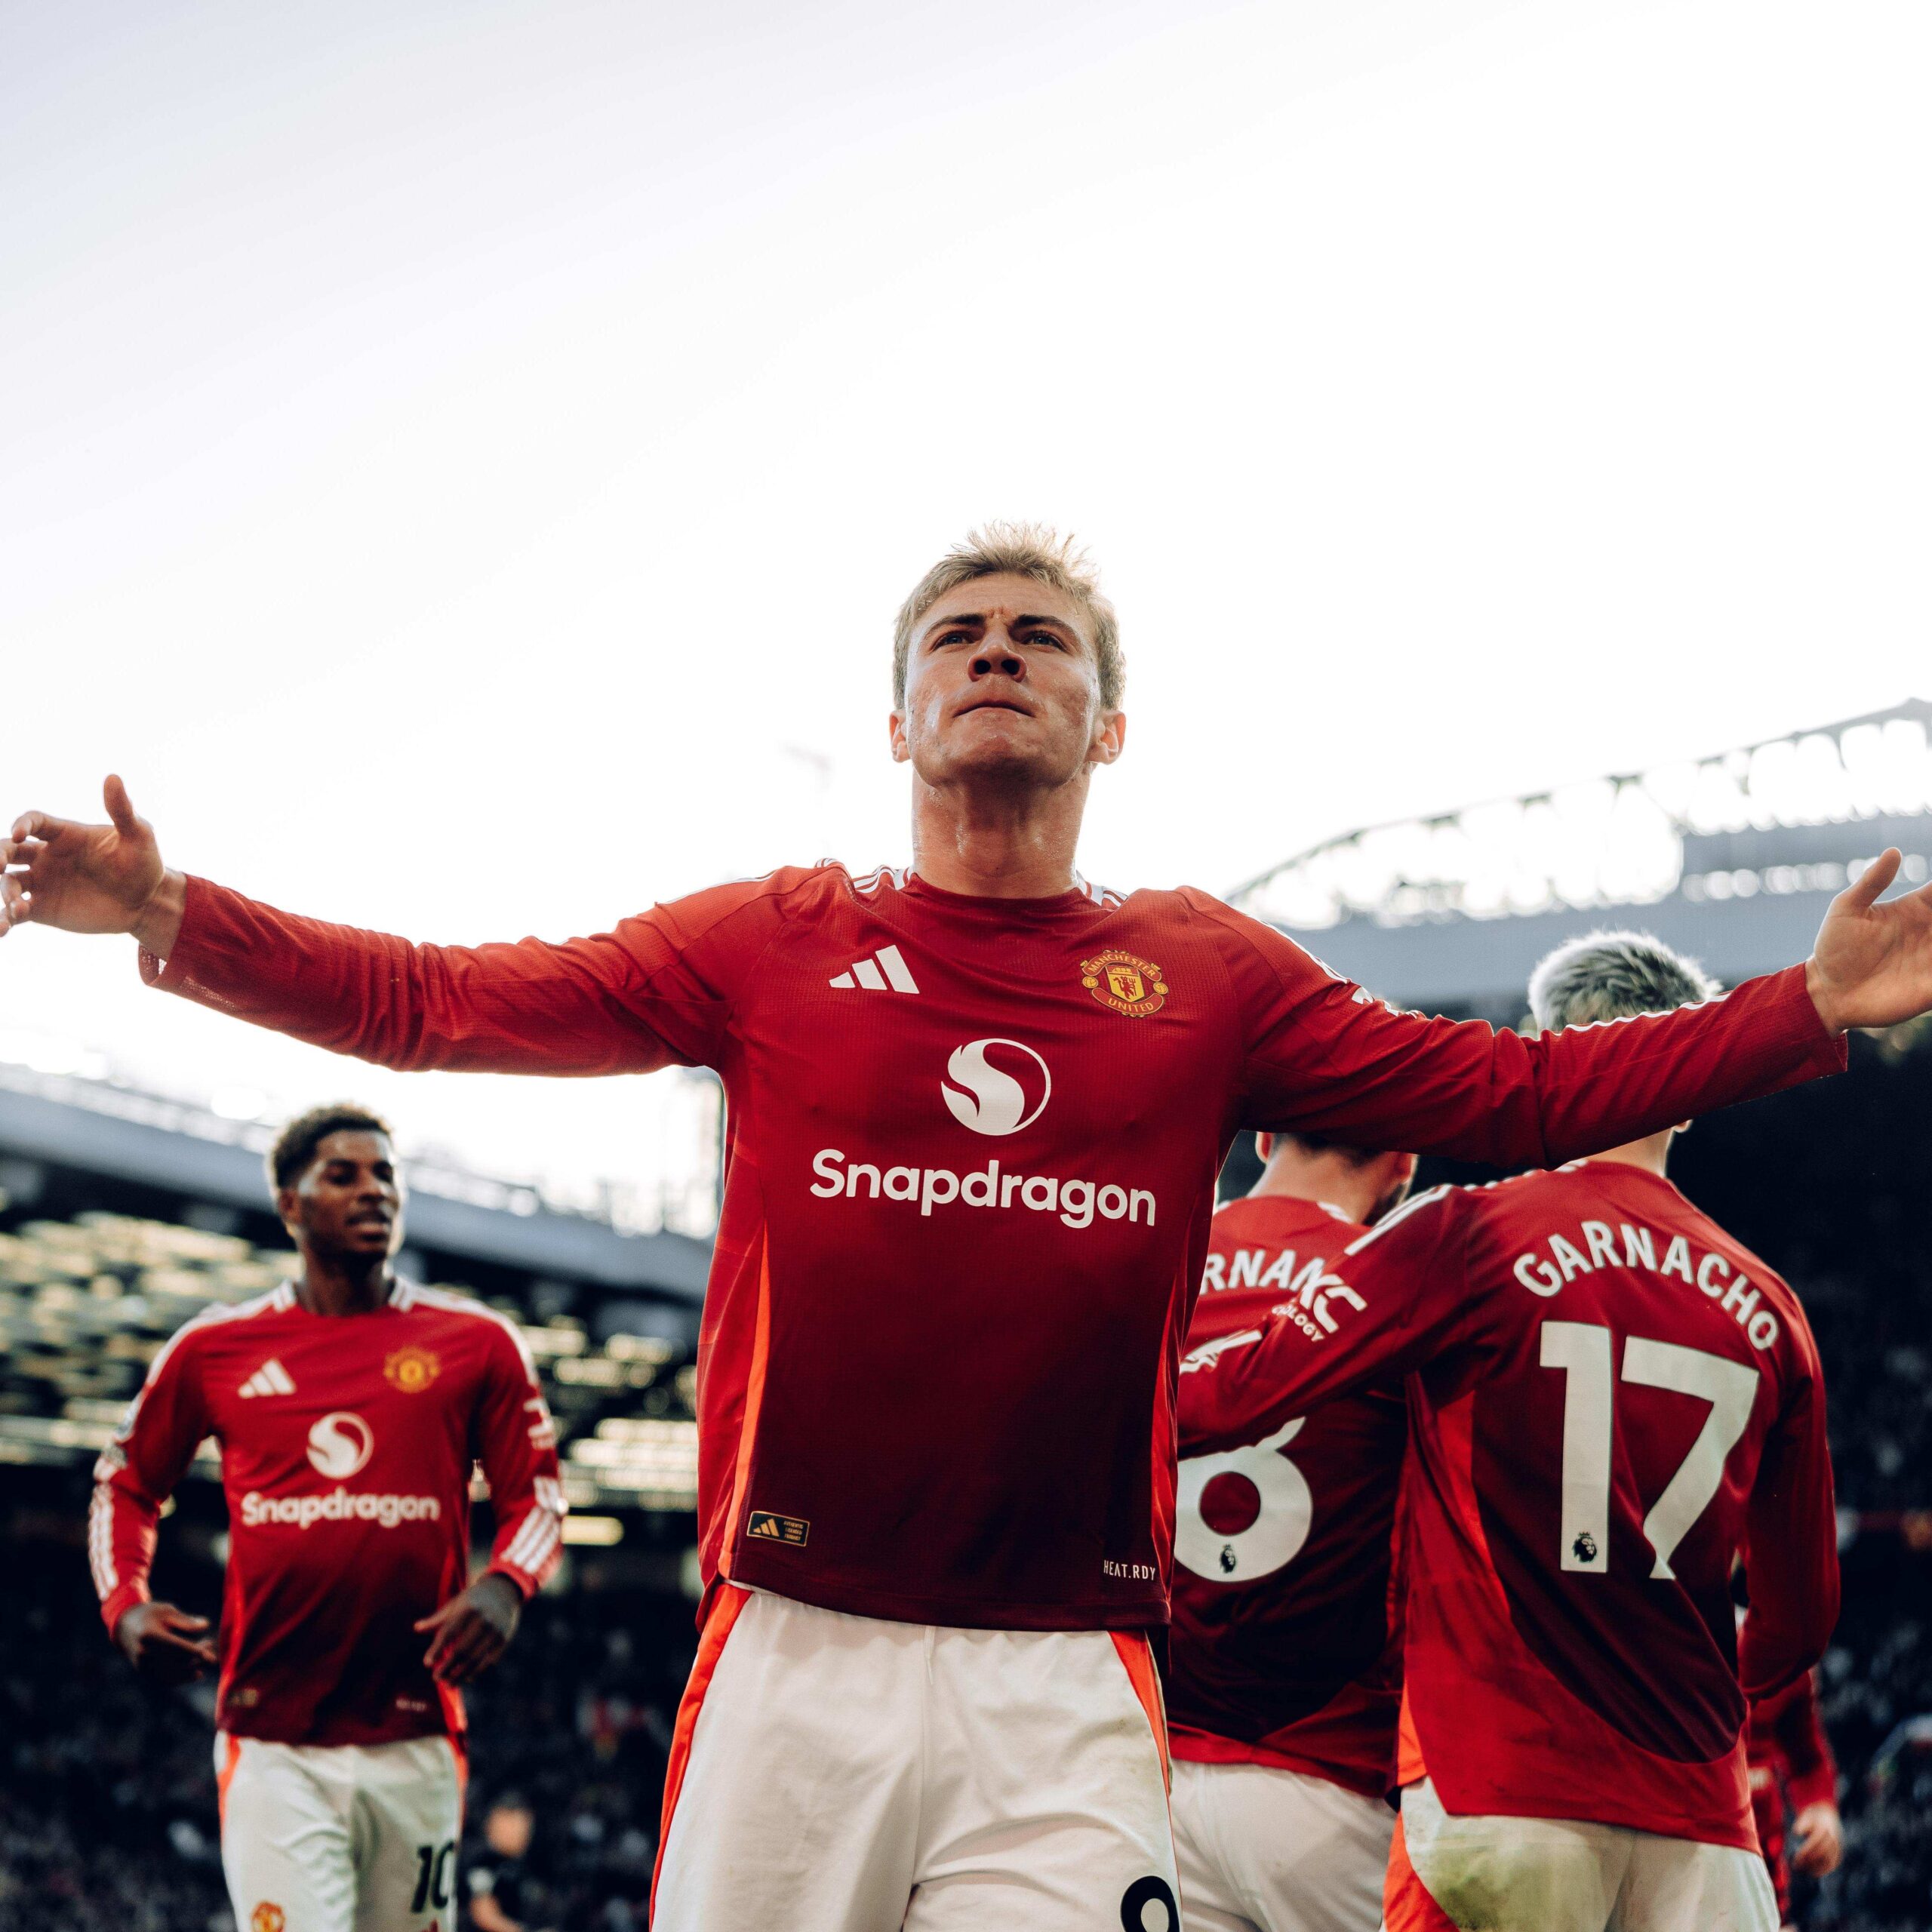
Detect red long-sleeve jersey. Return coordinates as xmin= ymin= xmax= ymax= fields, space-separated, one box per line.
xmin=1182 ymin=1162 xmax=1838 ymax=1847
xmin=91 ymin=1279 xmax=565 ymax=1746
xmin=143 ymin=864 xmax=1841 ymax=1632
xmin=1169 ymin=1195 xmax=1405 ymax=1798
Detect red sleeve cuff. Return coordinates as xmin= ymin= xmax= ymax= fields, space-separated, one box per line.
xmin=100 ymin=1581 xmax=148 ymax=1638
xmin=138 ymin=873 xmax=208 ymax=993
xmin=483 ymin=1561 xmax=540 ymax=1603
xmin=1787 ymin=1766 xmax=1838 ymax=1809
xmin=1766 ymin=962 xmax=1849 ymax=1075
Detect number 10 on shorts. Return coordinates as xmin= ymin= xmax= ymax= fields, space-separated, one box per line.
xmin=411 ymin=1839 xmax=454 ymax=1915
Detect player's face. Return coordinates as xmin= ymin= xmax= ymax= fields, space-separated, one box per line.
xmin=891 ymin=574 xmax=1124 ymax=791
xmin=281 ymin=1130 xmax=405 ymax=1263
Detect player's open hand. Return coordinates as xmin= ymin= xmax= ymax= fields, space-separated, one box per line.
xmin=417 ymin=1571 xmax=523 ymax=1685
xmin=1791 ymin=1801 xmax=1844 ymax=1877
xmin=2 ymin=775 xmax=184 ymax=951
xmin=1804 ymin=848 xmax=1932 ymax=1033
xmin=115 ymin=1601 xmax=218 ymax=1682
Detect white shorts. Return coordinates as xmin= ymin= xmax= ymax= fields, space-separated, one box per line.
xmin=1385 ymin=1777 xmax=1778 ymax=1932
xmin=653 ymin=1586 xmax=1179 ymax=1930
xmin=215 ymin=1730 xmax=466 ymax=1932
xmin=1171 ymin=1756 xmax=1392 ymax=1932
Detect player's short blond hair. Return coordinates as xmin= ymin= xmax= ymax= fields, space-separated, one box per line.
xmin=1528 ymin=931 xmax=1721 ymax=1033
xmin=892 ymin=523 xmax=1124 ymax=711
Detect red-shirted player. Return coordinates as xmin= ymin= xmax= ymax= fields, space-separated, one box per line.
xmin=1183 ymin=934 xmax=1841 ymax=1932
xmin=91 ymin=1104 xmax=565 ymax=1932
xmin=10 ymin=526 xmax=1923 ymax=1931
xmin=1746 ymin=1649 xmax=1842 ymax=1925
xmin=1168 ymin=1133 xmax=1417 ymax=1932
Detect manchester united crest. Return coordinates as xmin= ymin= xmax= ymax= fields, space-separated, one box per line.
xmin=251 ymin=1906 xmax=287 ymax=1932
xmin=1080 ymin=949 xmax=1169 ymax=1017
xmin=383 ymin=1345 xmax=441 ymax=1394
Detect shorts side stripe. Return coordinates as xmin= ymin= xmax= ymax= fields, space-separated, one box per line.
xmin=215 ymin=1734 xmax=243 ymax=1831
xmin=1110 ymin=1629 xmax=1171 ymax=1792
xmin=651 ymin=1582 xmax=751 ymax=1921
xmin=1383 ymin=1814 xmax=1460 ymax=1931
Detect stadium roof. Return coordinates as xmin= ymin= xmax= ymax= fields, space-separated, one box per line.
xmin=1229 ymin=698 xmax=1932 ymax=1015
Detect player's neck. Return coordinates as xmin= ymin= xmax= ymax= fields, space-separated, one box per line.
xmin=294 ymin=1254 xmax=394 ymax=1317
xmin=907 ymin=770 xmax=1087 ymax=900
xmin=1249 ymin=1156 xmax=1376 ymax=1226
xmin=1581 ymin=1126 xmax=1678 ymax=1179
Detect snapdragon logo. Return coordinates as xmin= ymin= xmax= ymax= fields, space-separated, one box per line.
xmin=241 ymin=1488 xmax=441 ymax=1530
xmin=810 ymin=1149 xmax=1156 ymax=1229
xmin=941 ymin=1038 xmax=1051 ymax=1137
xmin=808 ymin=1035 xmax=1155 ymax=1229
xmin=306 ymin=1411 xmax=374 ymax=1480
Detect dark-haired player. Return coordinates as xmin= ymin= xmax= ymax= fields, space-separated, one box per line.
xmin=11 ymin=524 xmax=1920 ymax=1928
xmin=1168 ymin=1131 xmax=1416 ymax=1932
xmin=91 ymin=1105 xmax=565 ymax=1932
xmin=1184 ymin=934 xmax=1839 ymax=1932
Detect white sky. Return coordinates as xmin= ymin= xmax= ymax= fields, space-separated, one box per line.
xmin=5 ymin=0 xmax=1928 ymax=1214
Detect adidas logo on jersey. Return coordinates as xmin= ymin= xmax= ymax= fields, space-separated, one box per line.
xmin=746 ymin=1509 xmax=810 ymax=1546
xmin=239 ymin=1358 xmax=297 ymax=1398
xmin=829 ymin=945 xmax=919 ymax=994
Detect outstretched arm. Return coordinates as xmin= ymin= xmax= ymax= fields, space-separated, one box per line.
xmin=3 ymin=778 xmax=770 ymax=1076
xmin=1212 ymin=854 xmax=1932 ymax=1171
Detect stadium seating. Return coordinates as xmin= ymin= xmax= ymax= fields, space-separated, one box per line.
xmin=0 ymin=1208 xmax=697 ymax=1514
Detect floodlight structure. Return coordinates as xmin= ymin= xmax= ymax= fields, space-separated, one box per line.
xmin=1229 ymin=699 xmax=1932 ymax=1018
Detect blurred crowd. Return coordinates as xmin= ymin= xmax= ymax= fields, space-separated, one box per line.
xmin=1800 ymin=1542 xmax=1932 ymax=1931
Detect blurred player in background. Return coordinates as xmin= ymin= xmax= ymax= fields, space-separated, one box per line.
xmin=14 ymin=527 xmax=1927 ymax=1930
xmin=1168 ymin=1132 xmax=1415 ymax=1932
xmin=1748 ymin=1657 xmax=1844 ymax=1926
xmin=92 ymin=1104 xmax=566 ymax=1932
xmin=464 ymin=1792 xmax=552 ymax=1932
xmin=1183 ymin=934 xmax=1841 ymax=1932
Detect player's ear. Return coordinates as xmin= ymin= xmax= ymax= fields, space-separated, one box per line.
xmin=1088 ymin=709 xmax=1125 ymax=768
xmin=888 ymin=709 xmax=911 ymax=764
